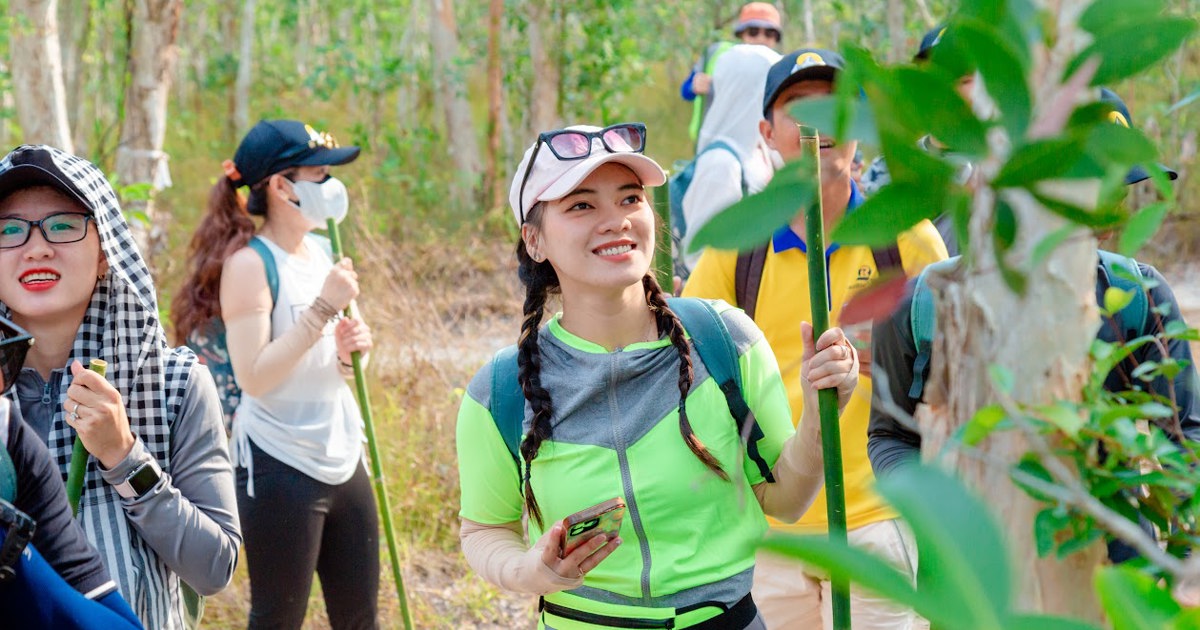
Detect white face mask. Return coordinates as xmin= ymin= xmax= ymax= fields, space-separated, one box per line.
xmin=289 ymin=176 xmax=349 ymax=225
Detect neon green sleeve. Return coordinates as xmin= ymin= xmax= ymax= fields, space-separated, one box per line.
xmin=456 ymin=393 xmax=524 ymax=524
xmin=738 ymin=330 xmax=795 ymax=485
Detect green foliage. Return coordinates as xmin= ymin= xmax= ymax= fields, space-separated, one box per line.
xmin=687 ymin=154 xmax=816 ymax=252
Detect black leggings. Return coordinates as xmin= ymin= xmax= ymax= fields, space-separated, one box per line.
xmin=236 ymin=439 xmax=380 ymax=630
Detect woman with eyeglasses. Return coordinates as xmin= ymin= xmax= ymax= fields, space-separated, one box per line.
xmin=172 ymin=120 xmax=378 ymax=629
xmin=456 ymin=123 xmax=857 ymax=629
xmin=0 ymin=145 xmax=240 ymax=629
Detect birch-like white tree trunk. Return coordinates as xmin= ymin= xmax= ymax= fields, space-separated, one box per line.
xmin=430 ymin=0 xmax=482 ymax=204
xmin=9 ymin=0 xmax=74 ymax=151
xmin=116 ymin=0 xmax=182 ymax=260
xmin=916 ymin=0 xmax=1106 ymax=619
xmin=886 ymin=0 xmax=905 ymax=63
xmin=485 ymin=0 xmax=505 ymax=211
xmin=526 ymin=0 xmax=561 ymax=136
xmin=233 ymin=0 xmax=256 ymax=136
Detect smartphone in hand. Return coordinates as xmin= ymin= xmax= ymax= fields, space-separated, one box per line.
xmin=559 ymin=497 xmax=626 ymax=558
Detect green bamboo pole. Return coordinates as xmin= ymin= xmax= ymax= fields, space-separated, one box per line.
xmin=326 ymin=219 xmax=414 ymax=630
xmin=66 ymin=359 xmax=107 ymax=516
xmin=652 ymin=177 xmax=674 ymax=291
xmin=800 ymin=129 xmax=851 ymax=629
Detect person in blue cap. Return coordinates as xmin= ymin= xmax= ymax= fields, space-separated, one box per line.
xmin=175 ymin=120 xmax=379 ymax=629
xmin=867 ymin=89 xmax=1194 ymax=568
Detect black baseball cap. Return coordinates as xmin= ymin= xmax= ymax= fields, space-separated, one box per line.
xmin=0 ymin=145 xmax=95 ymax=213
xmin=762 ymin=48 xmax=845 ymax=118
xmin=915 ymin=25 xmax=947 ymax=61
xmin=1099 ymin=88 xmax=1178 ymax=185
xmin=229 ymin=120 xmax=361 ymax=189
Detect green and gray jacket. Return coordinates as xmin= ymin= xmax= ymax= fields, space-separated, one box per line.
xmin=457 ymin=302 xmax=794 ymax=628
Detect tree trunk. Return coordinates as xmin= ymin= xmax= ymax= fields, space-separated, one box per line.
xmin=116 ymin=0 xmax=182 ymax=261
xmin=485 ymin=0 xmax=505 ymax=212
xmin=430 ymin=0 xmax=481 ymax=205
xmin=233 ymin=0 xmax=256 ymax=136
xmin=886 ymin=0 xmax=905 ymax=64
xmin=802 ymin=0 xmax=815 ymax=45
xmin=916 ymin=0 xmax=1106 ymax=620
xmin=9 ymin=0 xmax=74 ymax=151
xmin=58 ymin=0 xmax=92 ymax=153
xmin=526 ymin=0 xmax=560 ymax=136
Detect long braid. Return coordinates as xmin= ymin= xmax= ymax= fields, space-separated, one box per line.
xmin=515 ymin=205 xmax=560 ymax=528
xmin=643 ymin=275 xmax=729 ymax=480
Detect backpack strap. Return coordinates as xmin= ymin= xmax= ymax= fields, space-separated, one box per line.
xmin=1098 ymin=250 xmax=1148 ymax=342
xmin=734 ymin=244 xmax=770 ymax=320
xmin=871 ymin=242 xmax=903 ymax=276
xmin=488 ymin=345 xmax=526 ymax=471
xmin=1 ymin=412 xmax=15 ymax=504
xmin=668 ymin=297 xmax=775 ymax=483
xmin=908 ymin=258 xmax=959 ymax=400
xmin=247 ymin=236 xmax=280 ymax=306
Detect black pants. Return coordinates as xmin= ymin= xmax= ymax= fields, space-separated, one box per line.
xmin=237 ymin=439 xmax=380 ymax=630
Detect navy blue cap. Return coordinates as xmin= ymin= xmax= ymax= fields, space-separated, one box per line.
xmin=229 ymin=120 xmax=361 ymax=189
xmin=1099 ymin=88 xmax=1178 ymax=185
xmin=762 ymin=49 xmax=844 ymax=118
xmin=0 ymin=146 xmax=94 ymax=213
xmin=915 ymin=24 xmax=947 ymax=60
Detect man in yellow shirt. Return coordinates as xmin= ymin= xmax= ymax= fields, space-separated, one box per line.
xmin=683 ymin=48 xmax=948 ymax=628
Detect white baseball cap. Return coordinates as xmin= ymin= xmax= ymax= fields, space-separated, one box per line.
xmin=508 ymin=123 xmax=666 ymax=225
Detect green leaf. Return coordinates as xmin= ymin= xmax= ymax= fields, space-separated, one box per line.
xmin=954 ymin=18 xmax=1032 ymax=139
xmin=1085 ymin=123 xmax=1159 ymax=168
xmin=1118 ymin=202 xmax=1170 ymax=257
xmin=994 ymin=200 xmax=1018 ymax=250
xmin=997 ymin=251 xmax=1028 ymax=295
xmin=1103 ymin=287 xmax=1135 ymax=316
xmin=994 ymin=138 xmax=1086 ymax=188
xmin=892 ymin=66 xmax=989 ymax=156
xmin=1006 ymin=614 xmax=1101 ymax=630
xmin=789 ymin=95 xmax=878 ymax=147
xmin=1095 ymin=565 xmax=1181 ymax=630
xmin=689 ymin=156 xmax=816 ymax=252
xmin=1078 ymin=0 xmax=1167 ymax=37
xmin=875 ymin=466 xmax=1012 ymax=628
xmin=760 ymin=535 xmax=932 ymax=615
xmin=962 ymin=405 xmax=1008 ymax=446
xmin=1032 ymin=192 xmax=1127 ymax=229
xmin=990 ymin=365 xmax=1015 ymax=393
xmin=1031 ymin=225 xmax=1078 ymax=268
xmin=1065 ymin=18 xmax=1198 ymax=86
xmin=1037 ymin=402 xmax=1085 ymax=438
xmin=829 ymin=182 xmax=943 ymax=247
xmin=1034 ymin=507 xmax=1070 ymax=558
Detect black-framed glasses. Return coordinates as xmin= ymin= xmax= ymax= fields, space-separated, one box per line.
xmin=517 ymin=122 xmax=648 ymax=224
xmin=744 ymin=26 xmax=781 ymax=41
xmin=0 ymin=212 xmax=94 ymax=249
xmin=0 ymin=318 xmax=31 ymax=394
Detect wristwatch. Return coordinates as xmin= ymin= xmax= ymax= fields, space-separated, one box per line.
xmin=113 ymin=459 xmax=162 ymax=499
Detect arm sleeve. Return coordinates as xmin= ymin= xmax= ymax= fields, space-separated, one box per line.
xmin=458 ymin=518 xmax=582 ymax=595
xmin=99 ymin=366 xmax=241 ymax=595
xmin=457 ymin=391 xmax=523 ymax=525
xmin=681 ymin=69 xmax=698 ymax=101
xmin=867 ymin=290 xmax=924 ymax=478
xmin=1134 ymin=266 xmax=1200 ymax=443
xmin=10 ymin=415 xmax=115 ymax=598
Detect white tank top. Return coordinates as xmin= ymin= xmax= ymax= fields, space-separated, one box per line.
xmin=232 ymin=234 xmax=363 ymax=491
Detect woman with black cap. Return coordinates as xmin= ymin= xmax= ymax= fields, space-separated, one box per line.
xmin=0 ymin=144 xmax=240 ymax=629
xmin=173 ymin=120 xmax=378 ymax=628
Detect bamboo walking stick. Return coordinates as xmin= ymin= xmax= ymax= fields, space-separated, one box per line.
xmin=800 ymin=130 xmax=851 ymax=629
xmin=327 ymin=219 xmax=415 ymax=630
xmin=66 ymin=359 xmax=107 ymax=516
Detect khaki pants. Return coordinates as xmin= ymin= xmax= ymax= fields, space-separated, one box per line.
xmin=752 ymin=518 xmax=928 ymax=630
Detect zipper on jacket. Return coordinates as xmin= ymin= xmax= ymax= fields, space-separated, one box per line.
xmin=608 ymin=352 xmax=655 ymax=604
xmin=41 ymin=379 xmax=52 ymax=404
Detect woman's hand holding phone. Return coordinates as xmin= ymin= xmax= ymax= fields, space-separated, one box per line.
xmin=536 ymin=519 xmax=622 ymax=581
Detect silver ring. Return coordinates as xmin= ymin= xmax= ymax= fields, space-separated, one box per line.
xmin=70 ymin=401 xmax=81 ymax=414
xmin=69 ymin=411 xmax=80 ymax=422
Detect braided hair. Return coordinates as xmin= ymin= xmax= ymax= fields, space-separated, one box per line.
xmin=515 ymin=203 xmax=727 ymax=528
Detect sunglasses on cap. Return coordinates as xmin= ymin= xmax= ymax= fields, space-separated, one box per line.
xmin=743 ymin=26 xmax=781 ymax=41
xmin=517 ymin=122 xmax=647 ymax=224
xmin=0 ymin=318 xmax=31 ymax=395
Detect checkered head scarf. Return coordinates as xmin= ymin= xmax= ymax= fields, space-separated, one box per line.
xmin=0 ymin=145 xmax=194 ymax=629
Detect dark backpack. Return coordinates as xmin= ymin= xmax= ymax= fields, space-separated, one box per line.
xmin=669 ymin=141 xmax=747 ymax=281
xmin=186 ymin=237 xmax=278 ymax=431
xmin=906 ymin=251 xmax=1148 ymax=399
xmin=487 ymin=297 xmax=775 ymax=484
xmin=733 ymin=242 xmax=904 ymax=320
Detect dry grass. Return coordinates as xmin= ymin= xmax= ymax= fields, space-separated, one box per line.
xmin=202 ymin=223 xmax=537 ymax=628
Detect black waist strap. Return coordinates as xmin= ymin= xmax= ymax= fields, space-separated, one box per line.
xmin=539 ymin=593 xmax=756 ymax=629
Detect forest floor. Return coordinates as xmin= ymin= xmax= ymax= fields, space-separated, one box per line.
xmin=197 ymin=227 xmax=1200 ymax=628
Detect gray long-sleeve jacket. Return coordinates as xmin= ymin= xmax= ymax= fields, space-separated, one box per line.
xmin=16 ymin=363 xmax=241 ymax=596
